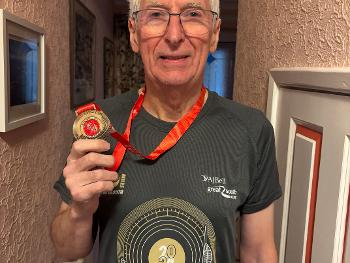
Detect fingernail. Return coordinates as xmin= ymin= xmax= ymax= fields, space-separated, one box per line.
xmin=113 ymin=174 xmax=120 ymax=188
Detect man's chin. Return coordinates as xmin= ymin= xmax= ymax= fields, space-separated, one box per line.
xmin=158 ymin=79 xmax=192 ymax=87
xmin=155 ymin=73 xmax=195 ymax=87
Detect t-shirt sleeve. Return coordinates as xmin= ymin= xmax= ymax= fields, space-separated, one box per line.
xmin=53 ymin=174 xmax=72 ymax=205
xmin=240 ymin=118 xmax=282 ymax=214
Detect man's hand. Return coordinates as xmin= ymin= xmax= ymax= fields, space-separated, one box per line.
xmin=51 ymin=139 xmax=117 ymax=261
xmin=63 ymin=139 xmax=117 ymax=220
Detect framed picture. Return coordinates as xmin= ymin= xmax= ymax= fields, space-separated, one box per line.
xmin=0 ymin=9 xmax=46 ymax=132
xmin=70 ymin=0 xmax=96 ymax=109
xmin=104 ymin=37 xmax=114 ymax=98
xmin=113 ymin=14 xmax=144 ymax=94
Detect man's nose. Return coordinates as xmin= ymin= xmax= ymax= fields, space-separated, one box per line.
xmin=164 ymin=15 xmax=185 ymax=45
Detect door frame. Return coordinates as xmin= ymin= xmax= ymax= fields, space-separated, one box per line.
xmin=266 ymin=68 xmax=350 ymax=263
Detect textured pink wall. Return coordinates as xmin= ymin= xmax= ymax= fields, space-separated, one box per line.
xmin=81 ymin=0 xmax=115 ymax=99
xmin=234 ymin=0 xmax=350 ymax=111
xmin=0 ymin=0 xmax=73 ymax=262
xmin=0 ymin=0 xmax=115 ymax=262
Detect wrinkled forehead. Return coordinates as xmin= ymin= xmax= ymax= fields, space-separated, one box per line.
xmin=140 ymin=0 xmax=210 ymax=10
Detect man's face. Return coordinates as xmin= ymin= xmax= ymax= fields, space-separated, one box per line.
xmin=129 ymin=0 xmax=221 ymax=88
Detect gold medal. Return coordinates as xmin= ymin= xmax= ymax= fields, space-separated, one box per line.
xmin=73 ymin=109 xmax=111 ymax=140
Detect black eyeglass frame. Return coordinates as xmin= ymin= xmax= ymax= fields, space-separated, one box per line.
xmin=131 ymin=8 xmax=219 ymax=32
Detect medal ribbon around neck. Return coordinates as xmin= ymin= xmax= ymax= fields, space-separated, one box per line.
xmin=74 ymin=87 xmax=207 ymax=171
xmin=110 ymin=86 xmax=206 ymax=171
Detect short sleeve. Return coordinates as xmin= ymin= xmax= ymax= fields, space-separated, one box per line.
xmin=53 ymin=174 xmax=72 ymax=204
xmin=240 ymin=119 xmax=282 ymax=214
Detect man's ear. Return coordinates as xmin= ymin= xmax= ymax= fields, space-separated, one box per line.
xmin=209 ymin=18 xmax=221 ymax=53
xmin=129 ymin=18 xmax=139 ymax=53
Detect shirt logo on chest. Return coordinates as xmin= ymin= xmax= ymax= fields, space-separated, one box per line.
xmin=201 ymin=175 xmax=238 ymax=200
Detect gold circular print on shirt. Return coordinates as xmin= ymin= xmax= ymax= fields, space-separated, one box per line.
xmin=116 ymin=197 xmax=216 ymax=263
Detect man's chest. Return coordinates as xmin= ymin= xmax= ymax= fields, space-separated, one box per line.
xmin=96 ymin=118 xmax=254 ymax=262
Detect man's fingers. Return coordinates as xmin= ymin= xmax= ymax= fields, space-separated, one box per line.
xmin=70 ymin=180 xmax=115 ymax=202
xmin=80 ymin=152 xmax=115 ymax=171
xmin=68 ymin=139 xmax=111 ymax=161
xmin=62 ymin=138 xmax=117 ymax=205
xmin=82 ymin=169 xmax=119 ymax=186
xmin=66 ymin=169 xmax=118 ymax=187
xmin=64 ymin=152 xmax=115 ymax=174
xmin=64 ymin=169 xmax=118 ymax=205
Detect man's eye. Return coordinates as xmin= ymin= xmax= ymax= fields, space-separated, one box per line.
xmin=189 ymin=11 xmax=200 ymax=17
xmin=149 ymin=11 xmax=165 ymax=18
xmin=183 ymin=9 xmax=203 ymax=17
xmin=150 ymin=12 xmax=161 ymax=17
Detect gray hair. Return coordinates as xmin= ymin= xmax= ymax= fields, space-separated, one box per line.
xmin=128 ymin=0 xmax=220 ymax=17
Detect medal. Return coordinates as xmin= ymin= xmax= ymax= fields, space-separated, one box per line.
xmin=73 ymin=86 xmax=207 ymax=171
xmin=73 ymin=104 xmax=113 ymax=140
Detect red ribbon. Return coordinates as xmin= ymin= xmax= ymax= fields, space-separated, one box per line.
xmin=75 ymin=103 xmax=101 ymax=115
xmin=109 ymin=87 xmax=207 ymax=171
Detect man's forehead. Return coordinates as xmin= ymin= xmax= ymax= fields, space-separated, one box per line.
xmin=141 ymin=0 xmax=209 ymax=9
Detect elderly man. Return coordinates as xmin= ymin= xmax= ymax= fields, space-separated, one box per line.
xmin=51 ymin=0 xmax=282 ymax=262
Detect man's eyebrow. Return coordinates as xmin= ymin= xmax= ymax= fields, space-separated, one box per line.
xmin=144 ymin=1 xmax=168 ymax=9
xmin=142 ymin=1 xmax=204 ymax=10
xmin=183 ymin=2 xmax=203 ymax=9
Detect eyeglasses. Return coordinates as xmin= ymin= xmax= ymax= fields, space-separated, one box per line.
xmin=132 ymin=8 xmax=219 ymax=37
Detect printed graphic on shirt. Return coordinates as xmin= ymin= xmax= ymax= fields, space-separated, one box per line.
xmin=116 ymin=197 xmax=216 ymax=263
xmin=102 ymin=173 xmax=126 ymax=195
xmin=201 ymin=175 xmax=238 ymax=200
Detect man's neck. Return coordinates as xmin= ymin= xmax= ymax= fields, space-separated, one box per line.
xmin=142 ymin=83 xmax=205 ymax=122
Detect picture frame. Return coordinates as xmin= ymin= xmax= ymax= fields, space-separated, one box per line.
xmin=0 ymin=9 xmax=46 ymax=132
xmin=70 ymin=0 xmax=96 ymax=109
xmin=113 ymin=14 xmax=144 ymax=94
xmin=103 ymin=37 xmax=114 ymax=98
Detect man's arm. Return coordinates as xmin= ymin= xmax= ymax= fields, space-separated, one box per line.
xmin=240 ymin=203 xmax=278 ymax=263
xmin=50 ymin=139 xmax=117 ymax=261
xmin=51 ymin=202 xmax=94 ymax=261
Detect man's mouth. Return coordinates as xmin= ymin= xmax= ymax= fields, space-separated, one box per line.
xmin=160 ymin=55 xmax=190 ymax=60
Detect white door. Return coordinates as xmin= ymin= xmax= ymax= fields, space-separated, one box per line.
xmin=267 ymin=68 xmax=350 ymax=263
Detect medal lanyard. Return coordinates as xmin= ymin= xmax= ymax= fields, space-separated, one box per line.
xmin=109 ymin=87 xmax=207 ymax=171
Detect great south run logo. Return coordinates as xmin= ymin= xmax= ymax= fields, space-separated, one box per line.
xmin=201 ymin=175 xmax=238 ymax=200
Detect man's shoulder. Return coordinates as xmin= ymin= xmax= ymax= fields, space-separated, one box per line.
xmin=95 ymin=89 xmax=137 ymax=116
xmin=210 ymin=92 xmax=271 ymax=143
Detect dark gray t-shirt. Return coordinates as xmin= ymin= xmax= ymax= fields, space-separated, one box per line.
xmin=54 ymin=90 xmax=282 ymax=263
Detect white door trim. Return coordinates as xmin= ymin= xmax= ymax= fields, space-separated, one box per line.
xmin=267 ymin=68 xmax=350 ymax=263
xmin=334 ymin=137 xmax=350 ymax=263
xmin=267 ymin=67 xmax=350 ymax=129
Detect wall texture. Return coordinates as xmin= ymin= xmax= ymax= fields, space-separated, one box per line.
xmin=234 ymin=0 xmax=350 ymax=111
xmin=0 ymin=0 xmax=114 ymax=263
xmin=0 ymin=0 xmax=114 ymax=262
xmin=0 ymin=0 xmax=72 ymax=262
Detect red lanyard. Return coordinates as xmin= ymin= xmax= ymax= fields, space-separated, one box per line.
xmin=109 ymin=87 xmax=207 ymax=171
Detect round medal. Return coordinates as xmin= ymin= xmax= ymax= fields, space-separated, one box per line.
xmin=73 ymin=110 xmax=111 ymax=140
